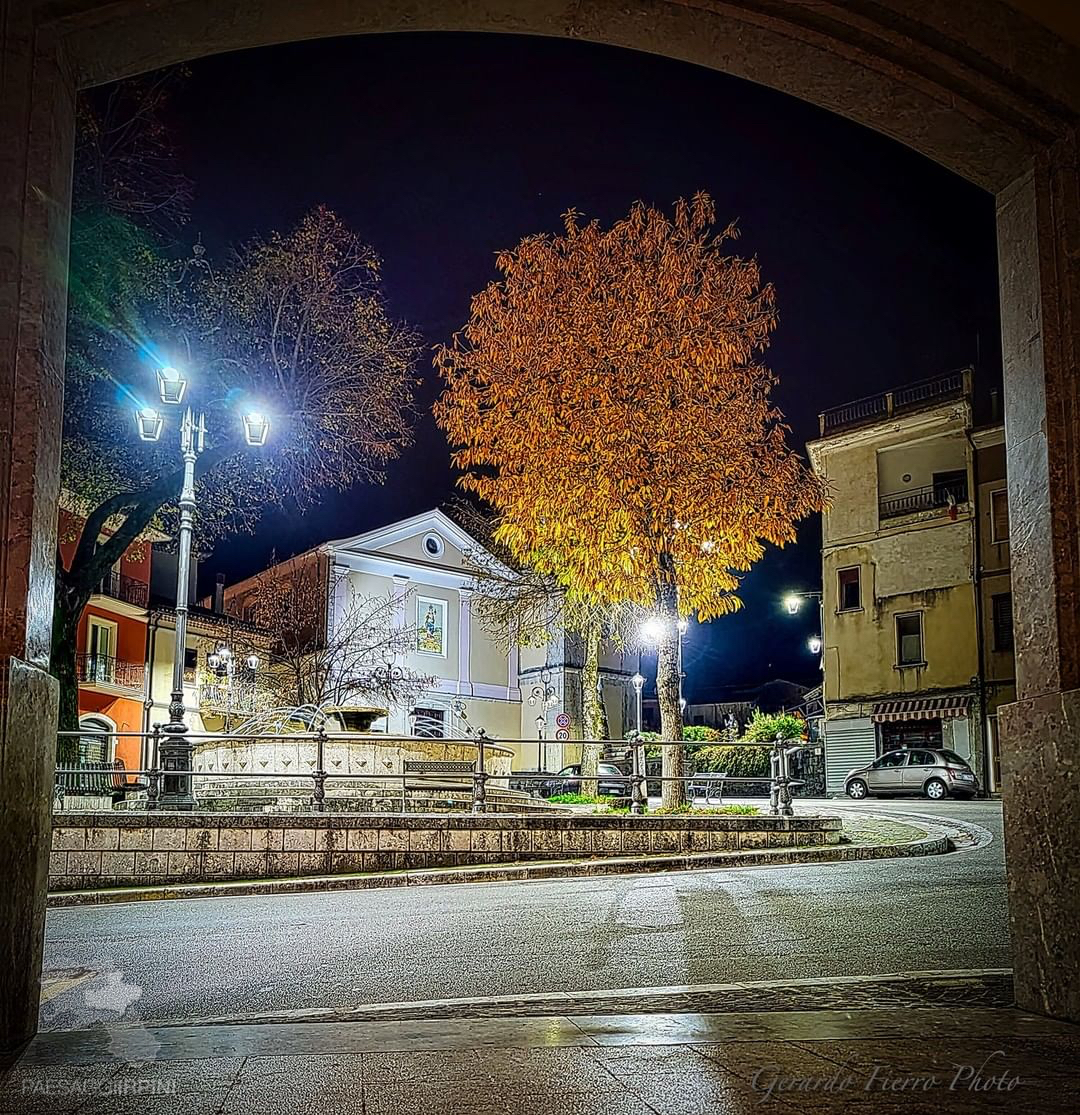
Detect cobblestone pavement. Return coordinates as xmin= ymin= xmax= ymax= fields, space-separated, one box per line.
xmin=4 ymin=996 xmax=1077 ymax=1115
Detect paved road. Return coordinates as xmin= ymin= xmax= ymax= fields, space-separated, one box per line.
xmin=39 ymin=800 xmax=1008 ymax=1032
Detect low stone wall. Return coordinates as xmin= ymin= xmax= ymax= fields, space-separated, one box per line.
xmin=48 ymin=812 xmax=842 ymax=891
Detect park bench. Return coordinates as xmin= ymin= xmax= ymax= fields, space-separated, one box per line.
xmin=54 ymin=758 xmax=147 ymax=806
xmin=688 ymin=772 xmax=727 ymax=804
xmin=402 ymin=759 xmax=476 ymax=792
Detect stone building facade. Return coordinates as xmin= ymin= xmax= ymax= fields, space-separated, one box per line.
xmin=807 ymin=370 xmax=1015 ymax=793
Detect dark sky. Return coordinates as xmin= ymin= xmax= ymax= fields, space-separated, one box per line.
xmin=161 ymin=32 xmax=1002 ymax=700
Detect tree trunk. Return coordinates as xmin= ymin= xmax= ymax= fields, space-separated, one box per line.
xmin=656 ymin=578 xmax=686 ymax=809
xmin=580 ymin=621 xmax=606 ymax=797
xmin=52 ymin=564 xmax=93 ymax=763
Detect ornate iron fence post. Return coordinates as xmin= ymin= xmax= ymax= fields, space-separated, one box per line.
xmin=768 ymin=734 xmax=782 ymax=816
xmin=312 ymin=723 xmax=328 ymax=813
xmin=146 ymin=725 xmax=162 ymax=809
xmin=628 ymin=730 xmax=646 ymax=815
xmin=779 ymin=742 xmax=795 ymax=817
xmin=472 ymin=728 xmax=488 ymax=814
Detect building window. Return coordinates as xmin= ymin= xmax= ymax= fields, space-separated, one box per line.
xmin=932 ymin=469 xmax=968 ymax=507
xmin=992 ymin=593 xmax=1014 ymax=652
xmin=991 ymin=488 xmax=1010 ymax=543
xmin=412 ymin=707 xmax=446 ymax=738
xmin=422 ymin=533 xmax=444 ymax=557
xmin=77 ymin=715 xmax=114 ymax=765
xmin=837 ymin=566 xmax=861 ymax=611
xmin=896 ymin=613 xmax=924 ymax=666
xmin=183 ymin=647 xmax=198 ymax=684
xmin=85 ymin=617 xmax=117 ymax=683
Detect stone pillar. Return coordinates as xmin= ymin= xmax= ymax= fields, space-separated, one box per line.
xmin=0 ymin=16 xmax=74 ymax=1049
xmin=996 ymin=131 xmax=1080 ymax=1023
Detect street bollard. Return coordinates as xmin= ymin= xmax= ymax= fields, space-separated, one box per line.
xmin=146 ymin=724 xmax=162 ymax=809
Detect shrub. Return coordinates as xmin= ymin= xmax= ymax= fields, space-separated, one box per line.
xmin=548 ymin=792 xmax=607 ymax=804
xmin=692 ymin=744 xmax=772 ymax=778
xmin=742 ymin=709 xmax=806 ymax=742
xmin=682 ymin=725 xmax=721 ymax=743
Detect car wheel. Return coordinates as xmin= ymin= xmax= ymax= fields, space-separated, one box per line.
xmin=846 ymin=779 xmax=868 ymax=800
xmin=924 ymin=778 xmax=948 ymax=801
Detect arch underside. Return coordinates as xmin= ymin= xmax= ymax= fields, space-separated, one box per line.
xmin=52 ymin=0 xmax=1079 ymax=191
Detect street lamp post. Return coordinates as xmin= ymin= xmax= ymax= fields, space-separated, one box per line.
xmin=137 ymin=365 xmax=270 ymax=810
xmin=528 ymin=668 xmax=558 ymax=771
xmin=630 ymin=672 xmax=646 ymax=814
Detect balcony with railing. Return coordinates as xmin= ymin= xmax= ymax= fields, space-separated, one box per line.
xmin=94 ymin=568 xmax=149 ymax=608
xmin=819 ymin=368 xmax=971 ymax=437
xmin=878 ymin=476 xmax=969 ymax=520
xmin=76 ymin=653 xmax=145 ymax=692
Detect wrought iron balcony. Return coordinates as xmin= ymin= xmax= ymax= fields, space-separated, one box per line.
xmin=94 ymin=568 xmax=149 ymax=608
xmin=76 ymin=653 xmax=145 ymax=691
xmin=878 ymin=477 xmax=969 ymax=520
xmin=820 ymin=368 xmax=970 ymax=436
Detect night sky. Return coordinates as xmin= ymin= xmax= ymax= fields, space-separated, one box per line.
xmin=156 ymin=32 xmax=1002 ymax=700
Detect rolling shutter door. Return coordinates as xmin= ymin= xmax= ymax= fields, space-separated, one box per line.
xmin=825 ymin=717 xmax=877 ymax=793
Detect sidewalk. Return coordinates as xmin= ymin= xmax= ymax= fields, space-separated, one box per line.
xmin=6 ymin=975 xmax=1078 ymax=1114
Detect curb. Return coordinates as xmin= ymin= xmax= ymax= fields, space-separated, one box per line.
xmin=46 ymin=828 xmax=947 ymax=907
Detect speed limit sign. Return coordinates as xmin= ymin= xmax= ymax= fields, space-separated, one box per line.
xmin=555 ymin=728 xmax=570 ymax=741
xmin=555 ymin=712 xmax=570 ymax=729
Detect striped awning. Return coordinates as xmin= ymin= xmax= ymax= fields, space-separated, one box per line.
xmin=872 ymin=696 xmax=970 ymax=723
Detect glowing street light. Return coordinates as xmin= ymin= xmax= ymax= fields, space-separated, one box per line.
xmin=784 ymin=593 xmax=803 ymax=616
xmin=242 ymin=411 xmax=271 ymax=447
xmin=156 ymin=365 xmax=188 ymax=406
xmin=135 ymin=407 xmax=164 ymax=442
xmin=807 ymin=635 xmax=823 ymax=656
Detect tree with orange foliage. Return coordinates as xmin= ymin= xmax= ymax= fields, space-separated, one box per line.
xmin=435 ymin=194 xmax=825 ymax=806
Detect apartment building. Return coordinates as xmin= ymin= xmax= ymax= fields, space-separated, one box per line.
xmin=807 ymin=369 xmax=1014 ymax=794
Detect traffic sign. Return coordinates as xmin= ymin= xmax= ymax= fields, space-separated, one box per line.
xmin=555 ymin=728 xmax=570 ymax=741
xmin=555 ymin=712 xmax=570 ymax=729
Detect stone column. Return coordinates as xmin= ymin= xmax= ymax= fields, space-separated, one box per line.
xmin=0 ymin=16 xmax=74 ymax=1049
xmin=996 ymin=131 xmax=1080 ymax=1023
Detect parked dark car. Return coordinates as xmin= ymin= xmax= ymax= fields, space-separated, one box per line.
xmin=845 ymin=748 xmax=979 ymax=801
xmin=539 ymin=762 xmax=628 ymax=798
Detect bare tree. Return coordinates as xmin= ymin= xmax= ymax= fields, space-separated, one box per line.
xmin=234 ymin=565 xmax=433 ymax=716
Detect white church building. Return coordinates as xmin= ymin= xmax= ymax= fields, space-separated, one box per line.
xmin=220 ymin=509 xmax=640 ymax=771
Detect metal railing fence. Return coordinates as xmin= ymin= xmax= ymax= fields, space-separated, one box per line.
xmin=53 ymin=729 xmax=810 ymax=818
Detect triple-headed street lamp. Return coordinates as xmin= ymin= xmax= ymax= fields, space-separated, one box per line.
xmin=138 ymin=365 xmax=270 ymax=810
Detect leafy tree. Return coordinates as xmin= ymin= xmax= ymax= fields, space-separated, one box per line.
xmin=435 ymin=193 xmax=825 ymax=805
xmin=56 ymin=83 xmax=419 ymax=753
xmin=449 ymin=499 xmax=642 ymax=791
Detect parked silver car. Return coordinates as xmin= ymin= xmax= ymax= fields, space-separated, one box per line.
xmin=845 ymin=748 xmax=979 ymax=801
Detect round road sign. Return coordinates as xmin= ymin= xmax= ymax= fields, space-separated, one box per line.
xmin=555 ymin=728 xmax=570 ymax=741
xmin=555 ymin=712 xmax=571 ymax=729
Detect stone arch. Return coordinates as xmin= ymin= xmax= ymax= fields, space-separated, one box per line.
xmin=2 ymin=1 xmax=1079 ymax=1046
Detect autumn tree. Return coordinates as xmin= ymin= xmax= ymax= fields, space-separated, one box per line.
xmin=56 ymin=97 xmax=419 ymax=749
xmin=449 ymin=499 xmax=641 ymax=792
xmin=230 ymin=563 xmax=434 ymax=715
xmin=435 ymin=193 xmax=826 ymax=806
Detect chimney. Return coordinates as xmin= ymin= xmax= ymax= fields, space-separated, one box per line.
xmin=213 ymin=573 xmax=225 ymax=614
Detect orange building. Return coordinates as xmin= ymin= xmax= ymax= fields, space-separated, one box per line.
xmin=58 ymin=508 xmax=151 ymax=773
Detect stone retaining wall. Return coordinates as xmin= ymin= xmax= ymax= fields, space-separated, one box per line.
xmin=49 ymin=812 xmax=842 ymax=891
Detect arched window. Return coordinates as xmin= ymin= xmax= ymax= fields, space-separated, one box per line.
xmin=77 ymin=714 xmax=114 ymax=765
